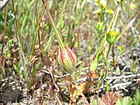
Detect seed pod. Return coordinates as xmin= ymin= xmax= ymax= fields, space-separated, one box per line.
xmin=57 ymin=47 xmax=76 ymax=74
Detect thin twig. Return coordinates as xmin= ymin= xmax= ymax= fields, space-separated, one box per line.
xmin=77 ymin=73 xmax=140 ymax=83
xmin=96 ymin=81 xmax=133 ymax=93
xmin=56 ymin=93 xmax=63 ymax=105
xmin=47 ymin=66 xmax=60 ymax=92
xmin=106 ymin=73 xmax=140 ymax=80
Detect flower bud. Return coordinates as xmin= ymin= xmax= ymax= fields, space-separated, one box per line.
xmin=95 ymin=22 xmax=104 ymax=31
xmin=57 ymin=47 xmax=76 ymax=74
xmin=106 ymin=30 xmax=118 ymax=45
xmin=100 ymin=0 xmax=107 ymax=9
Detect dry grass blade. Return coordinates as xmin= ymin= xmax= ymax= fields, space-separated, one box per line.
xmin=117 ymin=13 xmax=139 ymax=41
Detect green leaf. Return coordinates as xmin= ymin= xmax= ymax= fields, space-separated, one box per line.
xmin=43 ymin=32 xmax=55 ymax=53
xmin=0 ymin=15 xmax=4 ymax=32
xmin=133 ymin=89 xmax=140 ymax=105
xmin=116 ymin=97 xmax=133 ymax=105
xmin=90 ymin=55 xmax=98 ymax=71
xmin=90 ymin=99 xmax=98 ymax=105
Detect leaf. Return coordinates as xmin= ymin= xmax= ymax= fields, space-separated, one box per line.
xmin=90 ymin=70 xmax=98 ymax=78
xmin=116 ymin=97 xmax=133 ymax=105
xmin=133 ymin=89 xmax=140 ymax=105
xmin=79 ymin=71 xmax=98 ymax=93
xmin=91 ymin=99 xmax=98 ymax=105
xmin=0 ymin=15 xmax=4 ymax=31
xmin=98 ymin=92 xmax=121 ymax=105
xmin=90 ymin=55 xmax=99 ymax=71
xmin=78 ymin=80 xmax=94 ymax=93
xmin=43 ymin=32 xmax=55 ymax=53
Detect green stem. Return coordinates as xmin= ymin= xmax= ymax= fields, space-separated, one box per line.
xmin=106 ymin=44 xmax=112 ymax=58
xmin=112 ymin=44 xmax=115 ymax=64
xmin=96 ymin=35 xmax=106 ymax=57
xmin=42 ymin=0 xmax=65 ymax=50
xmin=63 ymin=0 xmax=67 ymax=10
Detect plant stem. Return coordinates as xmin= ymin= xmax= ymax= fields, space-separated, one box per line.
xmin=1 ymin=3 xmax=9 ymax=64
xmin=71 ymin=72 xmax=90 ymax=105
xmin=106 ymin=44 xmax=112 ymax=58
xmin=42 ymin=0 xmax=65 ymax=50
xmin=112 ymin=44 xmax=115 ymax=64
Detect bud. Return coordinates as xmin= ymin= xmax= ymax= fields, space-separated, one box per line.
xmin=95 ymin=22 xmax=104 ymax=31
xmin=100 ymin=0 xmax=107 ymax=9
xmin=106 ymin=30 xmax=119 ymax=45
xmin=57 ymin=47 xmax=76 ymax=74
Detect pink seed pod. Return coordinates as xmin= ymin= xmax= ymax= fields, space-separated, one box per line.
xmin=57 ymin=47 xmax=76 ymax=74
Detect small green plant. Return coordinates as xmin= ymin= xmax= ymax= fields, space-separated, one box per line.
xmin=116 ymin=97 xmax=133 ymax=105
xmin=133 ymin=89 xmax=140 ymax=105
xmin=42 ymin=0 xmax=89 ymax=104
xmin=116 ymin=90 xmax=140 ymax=105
